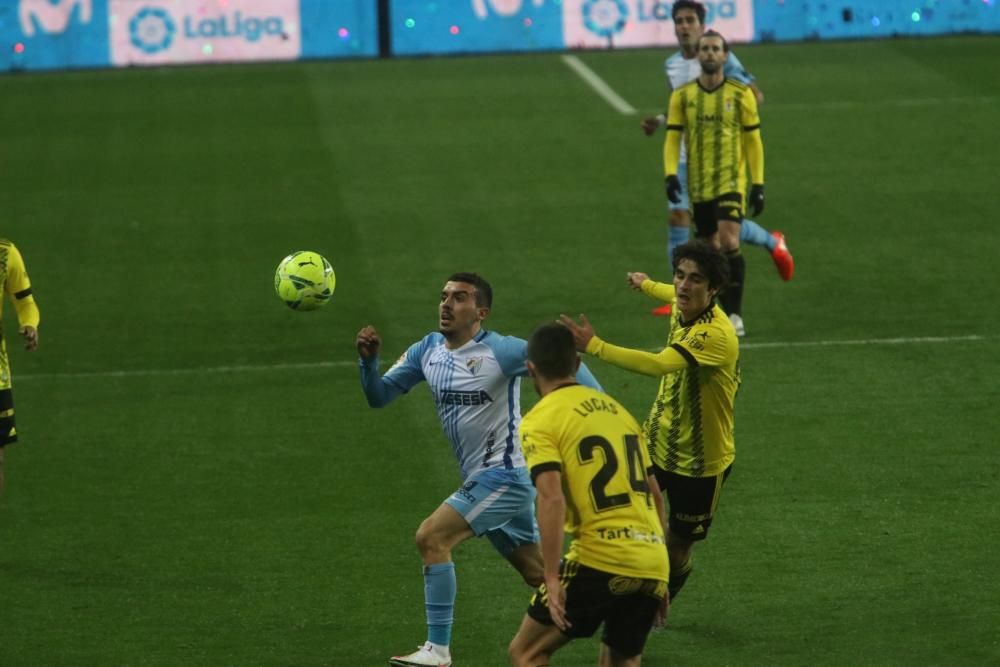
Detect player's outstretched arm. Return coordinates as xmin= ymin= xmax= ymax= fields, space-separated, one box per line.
xmin=641 ymin=114 xmax=665 ymax=136
xmin=356 ymin=325 xmax=381 ymax=359
xmin=627 ymin=272 xmax=649 ymax=290
xmin=357 ymin=325 xmax=404 ymax=408
xmin=558 ymin=314 xmax=595 ymax=353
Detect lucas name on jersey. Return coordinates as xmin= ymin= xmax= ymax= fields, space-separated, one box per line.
xmin=572 ymin=396 xmax=620 ymax=418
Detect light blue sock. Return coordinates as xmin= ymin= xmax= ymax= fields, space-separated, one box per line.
xmin=668 ymin=226 xmax=690 ymax=264
xmin=740 ymin=219 xmax=776 ymax=251
xmin=424 ymin=562 xmax=456 ymax=647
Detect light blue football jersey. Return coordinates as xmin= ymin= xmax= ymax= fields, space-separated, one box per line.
xmin=663 ymin=49 xmax=754 ymax=91
xmin=360 ymin=329 xmax=603 ymax=480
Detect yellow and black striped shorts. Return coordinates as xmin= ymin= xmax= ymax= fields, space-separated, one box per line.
xmin=527 ymin=560 xmax=665 ymax=658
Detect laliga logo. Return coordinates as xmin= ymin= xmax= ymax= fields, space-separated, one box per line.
xmin=183 ymin=11 xmax=286 ymax=43
xmin=471 ymin=0 xmax=545 ymax=20
xmin=19 ymin=0 xmax=92 ymax=36
xmin=583 ymin=0 xmax=628 ymax=38
xmin=129 ymin=5 xmax=287 ymax=54
xmin=130 ymin=7 xmax=175 ymax=54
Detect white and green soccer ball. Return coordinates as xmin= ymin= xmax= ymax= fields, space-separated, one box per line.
xmin=274 ymin=251 xmax=336 ymax=311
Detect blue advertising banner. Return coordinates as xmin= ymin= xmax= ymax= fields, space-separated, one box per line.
xmin=0 ymin=0 xmax=110 ymax=71
xmin=0 ymin=0 xmax=377 ymax=72
xmin=301 ymin=0 xmax=378 ymax=59
xmin=1 ymin=1 xmax=997 ymax=72
xmin=390 ymin=0 xmax=564 ymax=56
xmin=754 ymin=0 xmax=1000 ymax=42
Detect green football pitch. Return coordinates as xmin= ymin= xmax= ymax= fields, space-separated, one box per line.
xmin=1 ymin=35 xmax=998 ymax=666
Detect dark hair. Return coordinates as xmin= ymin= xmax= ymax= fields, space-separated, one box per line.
xmin=447 ymin=272 xmax=493 ymax=308
xmin=672 ymin=0 xmax=706 ymax=23
xmin=699 ymin=29 xmax=730 ymax=52
xmin=672 ymin=241 xmax=730 ymax=291
xmin=527 ymin=323 xmax=578 ymax=380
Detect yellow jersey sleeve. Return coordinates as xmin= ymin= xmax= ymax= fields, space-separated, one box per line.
xmin=585 ymin=335 xmax=690 ymax=378
xmin=663 ymin=88 xmax=685 ymax=176
xmin=741 ymin=90 xmax=764 ymax=184
xmin=5 ymin=243 xmax=40 ymax=329
xmin=640 ymin=279 xmax=675 ymax=303
xmin=519 ymin=412 xmax=563 ymax=483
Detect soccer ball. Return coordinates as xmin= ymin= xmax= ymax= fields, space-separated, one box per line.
xmin=274 ymin=251 xmax=336 ymax=311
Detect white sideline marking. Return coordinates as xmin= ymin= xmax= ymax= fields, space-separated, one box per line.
xmin=561 ymin=54 xmax=637 ymax=115
xmin=767 ymin=95 xmax=998 ymax=111
xmin=738 ymin=334 xmax=989 ymax=350
xmin=15 ymin=334 xmax=991 ymax=382
xmin=17 ymin=360 xmax=360 ymax=381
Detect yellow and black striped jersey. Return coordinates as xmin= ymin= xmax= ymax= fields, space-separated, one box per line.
xmin=520 ymin=384 xmax=669 ymax=582
xmin=644 ymin=300 xmax=739 ymax=477
xmin=665 ymin=77 xmax=763 ymax=202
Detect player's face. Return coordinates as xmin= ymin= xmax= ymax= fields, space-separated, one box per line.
xmin=697 ymin=36 xmax=728 ymax=74
xmin=439 ymin=281 xmax=487 ymax=342
xmin=674 ymin=9 xmax=703 ymax=54
xmin=673 ymin=259 xmax=717 ymax=319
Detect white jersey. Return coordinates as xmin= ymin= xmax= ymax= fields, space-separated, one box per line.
xmin=663 ymin=50 xmax=755 ymax=162
xmin=360 ymin=329 xmax=602 ymax=480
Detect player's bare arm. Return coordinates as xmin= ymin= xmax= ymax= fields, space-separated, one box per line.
xmin=627 ymin=272 xmax=650 ymax=290
xmin=355 ymin=325 xmax=381 ymax=358
xmin=640 ymin=115 xmax=664 ymax=136
xmin=535 ymin=470 xmax=571 ymax=632
xmin=750 ymin=82 xmax=764 ymax=105
xmin=558 ymin=314 xmax=595 ymax=352
xmin=19 ymin=325 xmax=38 ymax=351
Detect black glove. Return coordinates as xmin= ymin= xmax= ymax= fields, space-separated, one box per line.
xmin=749 ymin=184 xmax=765 ymax=217
xmin=665 ymin=175 xmax=682 ymax=204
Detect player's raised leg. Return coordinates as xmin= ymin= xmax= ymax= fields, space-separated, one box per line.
xmin=740 ymin=220 xmax=794 ymax=281
xmin=389 ymin=503 xmax=472 ymax=667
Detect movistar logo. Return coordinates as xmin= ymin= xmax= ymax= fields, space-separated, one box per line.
xmin=19 ymin=0 xmax=92 ymax=36
xmin=440 ymin=390 xmax=493 ymax=406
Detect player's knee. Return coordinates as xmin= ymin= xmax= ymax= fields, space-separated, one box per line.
xmin=667 ymin=537 xmax=694 ymax=566
xmin=508 ymin=638 xmax=545 ymax=667
xmin=719 ymin=228 xmax=740 ymax=251
xmin=507 ymin=638 xmax=523 ymax=665
xmin=521 ymin=564 xmax=543 ymax=588
xmin=668 ymin=209 xmax=690 ymax=228
xmin=414 ymin=520 xmax=441 ymax=557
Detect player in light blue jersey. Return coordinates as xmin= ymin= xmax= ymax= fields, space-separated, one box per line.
xmin=640 ymin=0 xmax=794 ymax=329
xmin=357 ymin=272 xmax=603 ymax=667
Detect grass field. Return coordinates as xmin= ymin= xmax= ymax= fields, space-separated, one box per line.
xmin=1 ymin=35 xmax=999 ymax=666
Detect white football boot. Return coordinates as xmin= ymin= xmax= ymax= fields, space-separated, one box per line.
xmin=388 ymin=641 xmax=452 ymax=667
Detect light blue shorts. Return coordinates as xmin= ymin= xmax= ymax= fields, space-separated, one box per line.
xmin=445 ymin=467 xmax=539 ymax=556
xmin=669 ymin=161 xmax=691 ymax=212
